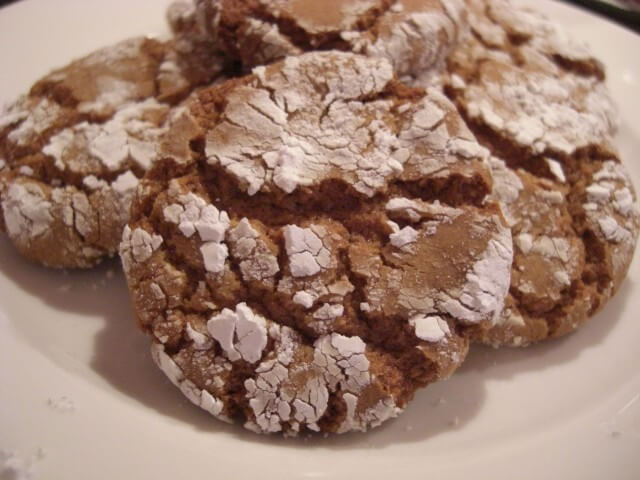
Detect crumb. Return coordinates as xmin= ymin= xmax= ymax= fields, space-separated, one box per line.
xmin=47 ymin=396 xmax=75 ymax=413
xmin=0 ymin=449 xmax=44 ymax=480
xmin=431 ymin=396 xmax=447 ymax=407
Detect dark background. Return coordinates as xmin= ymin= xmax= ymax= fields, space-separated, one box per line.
xmin=0 ymin=0 xmax=637 ymax=32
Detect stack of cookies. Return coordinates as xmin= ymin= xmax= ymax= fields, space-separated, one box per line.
xmin=0 ymin=0 xmax=637 ymax=436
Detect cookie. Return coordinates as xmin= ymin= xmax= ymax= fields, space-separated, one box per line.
xmin=444 ymin=0 xmax=640 ymax=346
xmin=120 ymin=51 xmax=514 ymax=434
xmin=446 ymin=0 xmax=618 ymax=152
xmin=484 ymin=157 xmax=639 ymax=346
xmin=185 ymin=0 xmax=467 ymax=83
xmin=0 ymin=31 xmax=228 ymax=268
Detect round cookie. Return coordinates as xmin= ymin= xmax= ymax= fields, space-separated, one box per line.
xmin=482 ymin=156 xmax=639 ymax=347
xmin=446 ymin=0 xmax=618 ymax=155
xmin=120 ymin=51 xmax=514 ymax=434
xmin=443 ymin=0 xmax=639 ymax=346
xmin=184 ymin=0 xmax=467 ymax=83
xmin=0 ymin=31 xmax=228 ymax=268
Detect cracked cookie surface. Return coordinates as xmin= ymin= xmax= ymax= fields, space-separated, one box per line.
xmin=444 ymin=0 xmax=639 ymax=346
xmin=120 ymin=51 xmax=513 ymax=435
xmin=0 ymin=29 xmax=228 ymax=268
xmin=184 ymin=0 xmax=467 ymax=83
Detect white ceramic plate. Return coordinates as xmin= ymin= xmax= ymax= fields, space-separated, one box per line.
xmin=1 ymin=1 xmax=639 ymax=478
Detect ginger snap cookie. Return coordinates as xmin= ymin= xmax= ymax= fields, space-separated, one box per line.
xmin=182 ymin=0 xmax=467 ymax=83
xmin=0 ymin=31 xmax=228 ymax=268
xmin=120 ymin=51 xmax=513 ymax=434
xmin=443 ymin=0 xmax=640 ymax=346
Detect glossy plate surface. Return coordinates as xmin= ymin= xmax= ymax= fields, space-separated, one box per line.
xmin=0 ymin=1 xmax=639 ymax=478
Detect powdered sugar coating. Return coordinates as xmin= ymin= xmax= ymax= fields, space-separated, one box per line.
xmin=186 ymin=322 xmax=214 ymax=350
xmin=293 ymin=291 xmax=315 ymax=309
xmin=445 ymin=228 xmax=512 ymax=325
xmin=44 ymin=99 xmax=171 ymax=173
xmin=2 ymin=182 xmax=53 ymax=242
xmin=151 ymin=343 xmax=230 ymax=422
xmin=484 ymin=0 xmax=594 ymax=63
xmin=461 ymin=63 xmax=617 ymax=155
xmin=283 ymin=225 xmax=332 ymax=278
xmin=242 ymin=325 xmax=403 ymax=434
xmin=243 ymin=326 xmax=307 ymax=433
xmin=228 ymin=218 xmax=280 ymax=285
xmin=208 ymin=303 xmax=268 ymax=363
xmin=481 ymin=155 xmax=586 ymax=345
xmin=120 ymin=226 xmax=163 ymax=274
xmin=390 ymin=226 xmax=419 ymax=249
xmin=0 ymin=32 xmax=227 ymax=268
xmin=200 ymin=0 xmax=467 ymax=84
xmin=446 ymin=0 xmax=618 ymax=157
xmin=121 ymin=50 xmax=513 ymax=435
xmin=124 ymin=186 xmax=480 ymax=435
xmin=386 ymin=197 xmax=463 ymax=222
xmin=546 ymin=158 xmax=566 ymax=183
xmin=480 ymin=154 xmax=639 ymax=346
xmin=313 ymin=333 xmax=399 ymax=434
xmin=206 ymin=53 xmax=398 ymax=197
xmin=163 ymin=191 xmax=231 ymax=273
xmin=0 ymin=98 xmax=30 ymax=131
xmin=344 ymin=0 xmax=467 ymax=83
xmin=1 ymin=100 xmax=173 ymax=268
xmin=583 ymin=161 xmax=640 ymax=283
xmin=441 ymin=0 xmax=639 ymax=347
xmin=203 ymin=52 xmax=489 ymax=200
xmin=6 ymin=98 xmax=63 ymax=147
xmin=348 ymin=197 xmax=512 ymax=327
xmin=409 ymin=315 xmax=451 ymax=342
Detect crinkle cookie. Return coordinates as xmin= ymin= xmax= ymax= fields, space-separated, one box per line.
xmin=181 ymin=0 xmax=467 ymax=82
xmin=444 ymin=0 xmax=639 ymax=346
xmin=120 ymin=51 xmax=513 ymax=435
xmin=0 ymin=32 xmax=228 ymax=268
